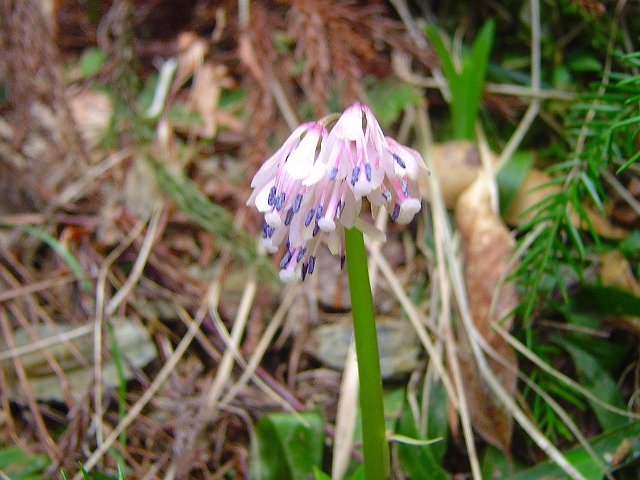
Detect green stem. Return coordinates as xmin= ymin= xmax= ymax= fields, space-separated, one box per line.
xmin=344 ymin=227 xmax=388 ymax=480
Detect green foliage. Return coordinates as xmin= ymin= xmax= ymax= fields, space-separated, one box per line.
xmin=506 ymin=420 xmax=640 ymax=480
xmin=249 ymin=410 xmax=325 ymax=480
xmin=0 ymin=446 xmax=49 ymax=480
xmin=523 ymin=342 xmax=587 ymax=442
xmin=365 ymin=78 xmax=422 ymax=129
xmin=395 ymin=380 xmax=449 ymax=480
xmin=514 ymin=52 xmax=640 ymax=322
xmin=105 ymin=322 xmax=128 ymax=451
xmin=61 ymin=464 xmax=125 ymax=480
xmin=0 ymin=222 xmax=91 ymax=292
xmin=77 ymin=47 xmax=107 ymax=79
xmin=497 ymin=151 xmax=533 ymax=215
xmin=425 ymin=20 xmax=495 ymax=140
xmin=557 ymin=338 xmax=628 ymax=431
xmin=344 ymin=227 xmax=388 ymax=480
xmin=522 ymin=285 xmax=635 ymax=443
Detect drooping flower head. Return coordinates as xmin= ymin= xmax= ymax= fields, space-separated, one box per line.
xmin=247 ymin=102 xmax=427 ymax=282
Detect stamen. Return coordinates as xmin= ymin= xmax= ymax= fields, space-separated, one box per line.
xmin=293 ymin=193 xmax=303 ymax=213
xmin=308 ymin=255 xmax=316 ymax=274
xmin=401 ymin=179 xmax=408 ymax=197
xmin=365 ymin=163 xmax=372 ymax=182
xmin=304 ymin=209 xmax=314 ymax=227
xmin=279 ymin=250 xmax=292 ymax=269
xmin=350 ymin=166 xmax=360 ymax=186
xmin=340 ymin=254 xmax=346 ymax=269
xmin=392 ymin=152 xmax=406 ymax=169
xmin=296 ymin=247 xmax=306 ymax=262
xmin=301 ymin=262 xmax=308 ymax=280
xmin=392 ymin=204 xmax=400 ymax=220
xmin=382 ymin=189 xmax=392 ymax=202
xmin=275 ymin=192 xmax=286 ymax=211
xmin=284 ymin=208 xmax=294 ymax=226
xmin=267 ymin=186 xmax=277 ymax=206
xmin=315 ymin=205 xmax=324 ymax=219
xmin=329 ymin=167 xmax=338 ymax=180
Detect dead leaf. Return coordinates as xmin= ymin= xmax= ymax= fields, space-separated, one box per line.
xmin=422 ymin=141 xmax=496 ymax=208
xmin=188 ymin=61 xmax=238 ymax=138
xmin=600 ymin=250 xmax=640 ymax=296
xmin=454 ymin=173 xmax=519 ymax=454
xmin=504 ymin=169 xmax=628 ymax=239
xmin=69 ymin=89 xmax=112 ymax=148
xmin=609 ymin=177 xmax=640 ymax=227
xmin=599 ymin=250 xmax=640 ymax=334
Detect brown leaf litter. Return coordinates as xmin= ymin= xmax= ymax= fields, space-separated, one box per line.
xmin=454 ymin=173 xmax=519 ymax=454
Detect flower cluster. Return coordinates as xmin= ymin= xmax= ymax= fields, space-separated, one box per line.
xmin=247 ymin=102 xmax=427 ymax=282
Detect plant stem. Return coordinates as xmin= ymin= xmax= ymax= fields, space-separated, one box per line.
xmin=344 ymin=227 xmax=388 ymax=480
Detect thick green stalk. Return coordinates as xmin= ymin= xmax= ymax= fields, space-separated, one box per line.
xmin=344 ymin=227 xmax=388 ymax=480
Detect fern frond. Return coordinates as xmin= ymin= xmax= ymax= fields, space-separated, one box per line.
xmin=515 ymin=52 xmax=640 ymax=322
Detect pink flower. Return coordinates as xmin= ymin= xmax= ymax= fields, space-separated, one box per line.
xmin=247 ymin=102 xmax=427 ymax=282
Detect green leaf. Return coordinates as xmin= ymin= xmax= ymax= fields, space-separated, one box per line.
xmin=497 ymin=151 xmax=533 ymax=215
xmin=481 ymin=445 xmax=528 ymax=480
xmin=554 ymin=337 xmax=628 ymax=431
xmin=78 ymin=47 xmax=106 ymax=78
xmin=0 ymin=446 xmax=49 ymax=479
xmin=349 ymin=464 xmax=365 ymax=480
xmin=564 ymin=208 xmax=585 ymax=259
xmin=0 ymin=223 xmax=91 ymax=292
xmin=567 ymin=54 xmax=603 ymax=73
xmin=426 ymin=20 xmax=494 ymax=140
xmin=507 ymin=420 xmax=640 ymax=479
xmin=312 ymin=468 xmax=332 ymax=480
xmin=396 ymin=380 xmax=450 ymax=480
xmin=250 ymin=410 xmax=325 ymax=480
xmin=618 ymin=231 xmax=640 ymax=256
xmin=366 ymin=78 xmax=421 ymax=129
xmin=580 ymin=172 xmax=605 ymax=214
xmin=570 ymin=285 xmax=640 ymax=318
xmin=388 ymin=434 xmax=442 ymax=446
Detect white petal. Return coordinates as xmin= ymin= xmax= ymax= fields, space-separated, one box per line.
xmin=367 ymin=188 xmax=386 ymax=206
xmin=279 ymin=269 xmax=298 ymax=283
xmin=355 ymin=217 xmax=386 ymax=243
xmin=250 ymin=153 xmax=280 ymax=188
xmin=265 ymin=211 xmax=283 ymax=228
xmin=352 ymin=180 xmax=373 ymax=198
xmin=285 ymin=130 xmax=320 ymax=180
xmin=261 ymin=238 xmax=279 ymax=253
xmin=250 ymin=180 xmax=275 ymax=211
xmin=327 ymin=228 xmax=341 ymax=255
xmin=318 ymin=217 xmax=336 ymax=232
xmin=332 ymin=104 xmax=363 ymax=140
xmin=302 ymin=160 xmax=328 ymax=186
xmin=396 ymin=198 xmax=422 ymax=224
xmin=338 ymin=190 xmax=361 ymax=228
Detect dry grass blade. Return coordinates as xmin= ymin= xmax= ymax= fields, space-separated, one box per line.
xmin=93 ymin=210 xmax=152 ymax=448
xmin=332 ymin=344 xmax=359 ymax=480
xmin=0 ymin=309 xmax=59 ymax=462
xmin=219 ymin=286 xmax=298 ymax=407
xmin=73 ymin=296 xmax=213 ymax=480
xmin=204 ymin=276 xmax=257 ymax=417
xmin=416 ymin=104 xmax=588 ymax=480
